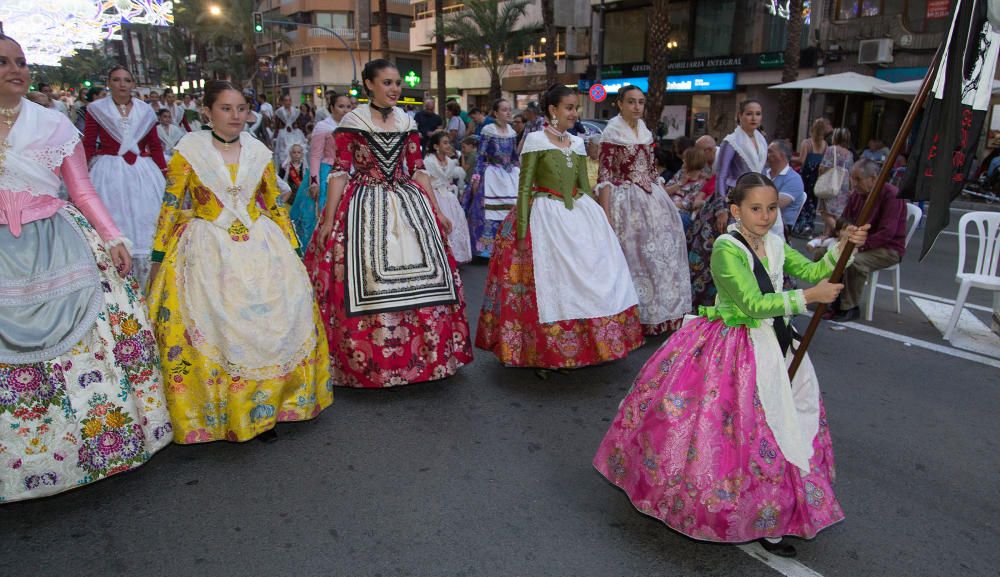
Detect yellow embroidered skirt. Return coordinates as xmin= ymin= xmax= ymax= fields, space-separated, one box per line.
xmin=149 ymin=213 xmax=333 ymax=443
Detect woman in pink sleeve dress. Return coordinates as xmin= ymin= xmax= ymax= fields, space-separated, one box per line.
xmin=0 ymin=34 xmax=171 ymax=503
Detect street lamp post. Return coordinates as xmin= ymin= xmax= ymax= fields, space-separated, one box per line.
xmin=261 ymin=18 xmax=358 ymax=83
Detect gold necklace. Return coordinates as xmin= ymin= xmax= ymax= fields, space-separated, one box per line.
xmin=739 ymin=226 xmax=764 ymax=251
xmin=0 ymin=102 xmax=21 ymax=128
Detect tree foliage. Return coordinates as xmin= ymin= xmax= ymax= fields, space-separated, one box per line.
xmin=439 ymin=0 xmax=539 ymax=101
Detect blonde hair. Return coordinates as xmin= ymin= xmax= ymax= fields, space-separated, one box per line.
xmin=810 ymin=118 xmax=826 ymax=148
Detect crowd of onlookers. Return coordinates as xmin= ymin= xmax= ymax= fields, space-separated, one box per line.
xmin=30 ymin=80 xmax=992 ymax=321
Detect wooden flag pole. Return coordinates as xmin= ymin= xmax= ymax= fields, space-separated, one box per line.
xmin=788 ymin=46 xmax=943 ymax=379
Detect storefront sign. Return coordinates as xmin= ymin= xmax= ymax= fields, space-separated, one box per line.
xmin=404 ymin=70 xmax=421 ymax=88
xmin=926 ymin=0 xmax=950 ymax=18
xmin=600 ymin=50 xmax=815 ymax=78
xmin=502 ymin=72 xmax=579 ymax=92
xmin=601 ymin=72 xmax=736 ymax=94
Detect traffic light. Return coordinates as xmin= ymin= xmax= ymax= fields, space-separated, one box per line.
xmin=253 ymin=12 xmax=264 ymax=33
xmin=349 ymin=80 xmax=361 ymax=97
xmin=83 ymin=80 xmax=92 ymax=87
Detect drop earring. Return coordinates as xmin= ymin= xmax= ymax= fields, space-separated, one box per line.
xmin=551 ymin=116 xmax=558 ymax=129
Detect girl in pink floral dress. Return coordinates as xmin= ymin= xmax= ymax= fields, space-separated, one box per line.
xmin=594 ymin=173 xmax=870 ymax=557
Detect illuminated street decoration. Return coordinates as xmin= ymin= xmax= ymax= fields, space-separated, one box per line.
xmin=0 ymin=0 xmax=173 ymax=66
xmin=98 ymin=0 xmax=174 ymax=40
xmin=0 ymin=0 xmax=107 ymax=65
xmin=764 ymin=0 xmax=811 ymax=25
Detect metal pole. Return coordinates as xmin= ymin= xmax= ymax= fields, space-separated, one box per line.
xmin=788 ymin=45 xmax=942 ymax=379
xmin=595 ymin=0 xmax=605 ymax=84
xmin=264 ymin=19 xmax=358 ymax=82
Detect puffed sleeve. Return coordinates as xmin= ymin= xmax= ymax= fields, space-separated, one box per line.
xmin=331 ymin=130 xmax=355 ymax=178
xmin=516 ymin=149 xmax=539 ymax=241
xmin=783 ymin=241 xmax=853 ymax=284
xmin=308 ymin=128 xmax=327 ymax=182
xmin=60 ymin=142 xmax=124 ymax=243
xmin=576 ymin=152 xmax=591 ymax=197
xmin=259 ymin=162 xmax=299 ymax=249
xmin=711 ymin=239 xmax=806 ymax=320
xmin=83 ymin=114 xmax=99 ymax=161
xmin=151 ymin=152 xmax=192 ymax=262
xmin=144 ymin=126 xmax=168 ymax=171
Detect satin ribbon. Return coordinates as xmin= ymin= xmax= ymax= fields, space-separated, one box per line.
xmin=531 ymin=185 xmax=579 ymax=211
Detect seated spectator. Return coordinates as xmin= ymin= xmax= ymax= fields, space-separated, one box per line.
xmin=861 ymin=138 xmax=890 ymax=165
xmin=666 ymin=147 xmax=709 ymax=231
xmin=829 ymin=158 xmax=906 ymax=322
xmin=765 ymin=139 xmax=806 ymax=238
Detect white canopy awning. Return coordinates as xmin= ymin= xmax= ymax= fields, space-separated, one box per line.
xmin=768 ymin=72 xmax=894 ymax=93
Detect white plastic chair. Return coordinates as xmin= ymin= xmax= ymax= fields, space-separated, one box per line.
xmin=943 ymin=211 xmax=1000 ymax=341
xmin=862 ymin=202 xmax=923 ymax=321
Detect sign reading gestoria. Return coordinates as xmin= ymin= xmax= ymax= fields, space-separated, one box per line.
xmin=599 ymin=50 xmax=816 ymax=79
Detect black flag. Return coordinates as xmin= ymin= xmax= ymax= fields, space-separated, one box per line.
xmin=900 ymin=0 xmax=1000 ymax=259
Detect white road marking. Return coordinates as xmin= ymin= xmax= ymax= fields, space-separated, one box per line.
xmin=910 ymin=296 xmax=1000 ymax=358
xmin=804 ymin=313 xmax=1000 ymax=369
xmin=738 ymin=543 xmax=827 ymax=577
xmin=874 ymin=284 xmax=993 ymax=313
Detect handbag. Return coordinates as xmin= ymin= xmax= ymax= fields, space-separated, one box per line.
xmin=814 ymin=146 xmax=847 ymax=200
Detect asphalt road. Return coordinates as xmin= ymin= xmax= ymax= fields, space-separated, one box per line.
xmin=1 ymin=206 xmax=998 ymax=577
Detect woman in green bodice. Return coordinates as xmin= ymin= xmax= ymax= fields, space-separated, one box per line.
xmin=475 ymin=84 xmax=644 ymax=371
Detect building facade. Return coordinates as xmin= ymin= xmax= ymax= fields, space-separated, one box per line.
xmin=589 ymin=0 xmax=956 ymax=145
xmin=409 ymin=0 xmax=593 ymax=110
xmin=256 ymin=0 xmax=432 ymax=108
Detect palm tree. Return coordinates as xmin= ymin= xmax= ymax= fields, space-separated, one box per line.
xmin=644 ymin=0 xmax=670 ymax=127
xmin=435 ymin=0 xmax=446 ymax=117
xmin=541 ymin=0 xmax=556 ymax=86
xmin=775 ymin=0 xmax=804 ymax=140
xmin=439 ymin=0 xmax=538 ymax=101
xmin=379 ymin=0 xmax=391 ymax=59
xmin=197 ymin=0 xmax=260 ymax=84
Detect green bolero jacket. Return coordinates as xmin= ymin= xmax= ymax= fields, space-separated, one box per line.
xmin=516 ymin=131 xmax=593 ymax=240
xmin=700 ymin=232 xmax=852 ymax=328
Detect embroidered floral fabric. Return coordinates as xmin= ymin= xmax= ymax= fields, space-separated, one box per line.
xmin=304 ymin=128 xmax=472 ymax=388
xmin=0 ymin=207 xmax=171 ymax=502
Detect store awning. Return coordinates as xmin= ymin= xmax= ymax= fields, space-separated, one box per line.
xmin=768 ymin=72 xmax=893 ymax=93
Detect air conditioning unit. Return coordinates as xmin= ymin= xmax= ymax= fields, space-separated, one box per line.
xmin=858 ymin=38 xmax=893 ymax=65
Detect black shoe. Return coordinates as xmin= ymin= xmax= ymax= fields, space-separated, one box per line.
xmin=758 ymin=538 xmax=797 ymax=557
xmin=831 ymin=307 xmax=860 ymax=323
xmin=256 ymin=428 xmax=279 ymax=443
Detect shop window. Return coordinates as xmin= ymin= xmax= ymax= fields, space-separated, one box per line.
xmin=836 ymin=0 xmax=882 ymax=19
xmin=603 ymin=9 xmax=647 ymax=65
xmin=693 ymin=0 xmax=735 ymax=57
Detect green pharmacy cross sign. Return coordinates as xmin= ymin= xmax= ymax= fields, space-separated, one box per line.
xmin=404 ymin=70 xmax=421 ymax=88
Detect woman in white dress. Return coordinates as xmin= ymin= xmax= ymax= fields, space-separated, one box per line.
xmin=84 ymin=65 xmax=167 ymax=290
xmin=273 ymin=94 xmax=307 ymax=167
xmin=424 ymin=131 xmax=473 ymax=264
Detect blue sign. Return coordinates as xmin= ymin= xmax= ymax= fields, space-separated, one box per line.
xmin=601 ymin=72 xmax=736 ymax=94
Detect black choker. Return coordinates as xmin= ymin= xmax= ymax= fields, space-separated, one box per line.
xmin=369 ymin=103 xmax=393 ymax=122
xmin=211 ymin=131 xmax=240 ymax=151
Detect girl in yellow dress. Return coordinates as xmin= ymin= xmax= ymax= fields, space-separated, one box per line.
xmin=148 ymin=81 xmax=332 ymax=443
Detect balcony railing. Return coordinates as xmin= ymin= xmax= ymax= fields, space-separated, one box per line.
xmin=389 ymin=30 xmax=410 ymax=41
xmin=308 ymin=27 xmax=356 ymax=39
